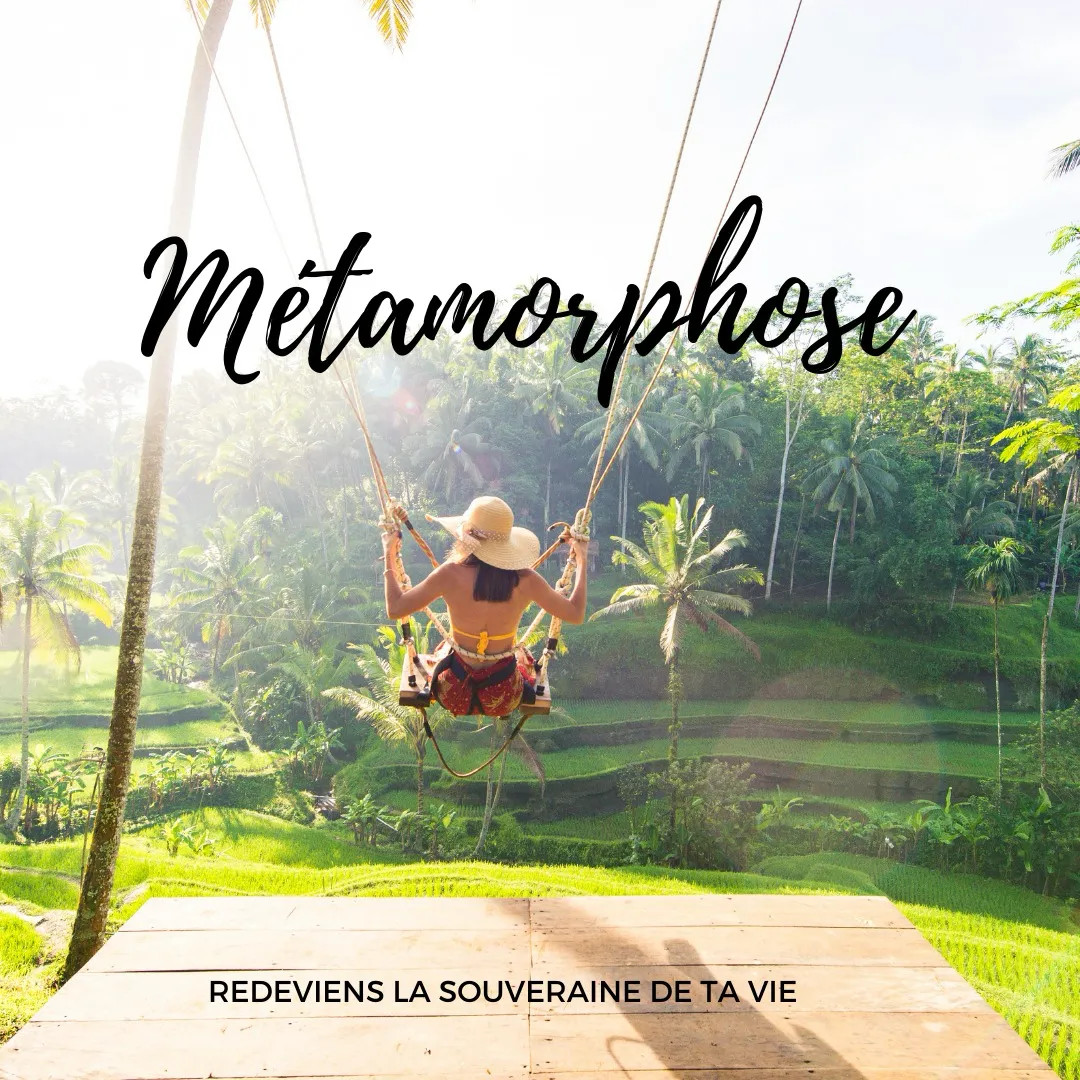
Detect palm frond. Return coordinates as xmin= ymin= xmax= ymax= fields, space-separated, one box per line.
xmin=694 ymin=587 xmax=755 ymax=616
xmin=700 ymin=607 xmax=761 ymax=658
xmin=249 ymin=0 xmax=276 ymax=27
xmin=690 ymin=528 xmax=749 ymax=569
xmin=589 ymin=590 xmax=660 ymax=621
xmin=1049 ymin=138 xmax=1080 ymax=180
xmin=509 ymin=732 xmax=545 ymax=792
xmin=658 ymin=603 xmax=683 ymax=663
xmin=367 ymin=0 xmax=413 ymax=52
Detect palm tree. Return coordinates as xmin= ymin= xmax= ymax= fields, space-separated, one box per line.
xmin=82 ymin=361 xmax=146 ymax=450
xmin=268 ymin=644 xmax=346 ymax=731
xmin=946 ymin=470 xmax=1015 ymax=607
xmin=79 ymin=459 xmax=139 ymax=572
xmin=917 ymin=345 xmax=982 ymax=471
xmin=409 ymin=395 xmax=493 ymax=503
xmin=323 ymin=627 xmax=447 ymax=814
xmin=286 ymin=718 xmax=344 ymax=784
xmin=665 ymin=373 xmax=760 ymax=501
xmin=762 ymin=360 xmax=811 ymax=601
xmin=805 ymin=417 xmax=898 ymax=612
xmin=243 ymin=562 xmax=364 ymax=656
xmin=171 ymin=517 xmax=264 ymax=677
xmin=898 ymin=313 xmax=945 ymax=369
xmin=590 ymin=496 xmax=762 ymax=781
xmin=993 ymin=384 xmax=1080 ymax=778
xmin=0 ymin=499 xmax=111 ymax=833
xmin=66 ymin=0 xmax=416 ymax=981
xmin=965 ymin=537 xmax=1024 ymax=792
xmin=26 ymin=464 xmax=90 ymax=546
xmin=991 ymin=334 xmax=1064 ymax=425
xmin=1049 ymin=137 xmax=1080 ymax=178
xmin=205 ymin=421 xmax=291 ymax=516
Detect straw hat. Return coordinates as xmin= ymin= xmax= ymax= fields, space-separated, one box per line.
xmin=428 ymin=496 xmax=540 ymax=571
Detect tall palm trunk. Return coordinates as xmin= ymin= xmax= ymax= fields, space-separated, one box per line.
xmin=544 ymin=456 xmax=552 ymax=528
xmin=4 ymin=598 xmax=33 ymax=832
xmin=1046 ymin=467 xmax=1074 ymax=622
xmin=953 ymin=409 xmax=969 ymax=476
xmin=119 ymin=519 xmax=130 ymax=573
xmin=1037 ymin=464 xmax=1075 ymax=781
xmin=415 ymin=747 xmax=425 ymax=816
xmin=992 ymin=597 xmax=1002 ymax=796
xmin=620 ymin=453 xmax=630 ymax=554
xmin=765 ymin=390 xmax=803 ymax=600
xmin=938 ymin=414 xmax=951 ymax=471
xmin=666 ymin=650 xmax=682 ymax=833
xmin=787 ymin=495 xmax=805 ymax=596
xmin=826 ymin=508 xmax=843 ymax=612
xmin=341 ymin=471 xmax=349 ymax=556
xmin=1038 ymin=611 xmax=1048 ymax=781
xmin=64 ymin=0 xmax=235 ymax=982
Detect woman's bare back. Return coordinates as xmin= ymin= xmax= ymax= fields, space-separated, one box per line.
xmin=382 ymin=543 xmax=589 ymax=668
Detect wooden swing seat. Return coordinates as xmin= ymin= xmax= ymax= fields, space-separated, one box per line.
xmin=398 ymin=651 xmax=551 ymax=716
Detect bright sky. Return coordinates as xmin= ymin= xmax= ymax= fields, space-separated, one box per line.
xmin=3 ymin=0 xmax=1079 ymax=400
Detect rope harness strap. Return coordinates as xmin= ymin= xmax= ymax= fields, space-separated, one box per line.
xmin=422 ymin=710 xmax=531 ymax=780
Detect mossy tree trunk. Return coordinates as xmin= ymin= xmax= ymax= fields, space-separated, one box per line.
xmin=666 ymin=650 xmax=682 ymax=834
xmin=63 ymin=0 xmax=235 ymax=982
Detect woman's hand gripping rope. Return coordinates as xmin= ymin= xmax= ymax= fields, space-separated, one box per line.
xmin=532 ymin=507 xmax=591 ymax=691
xmin=381 ymin=505 xmax=453 ymax=645
xmin=566 ymin=507 xmax=592 ymax=569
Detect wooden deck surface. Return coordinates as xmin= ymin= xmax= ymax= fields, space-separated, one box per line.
xmin=0 ymin=894 xmax=1054 ymax=1080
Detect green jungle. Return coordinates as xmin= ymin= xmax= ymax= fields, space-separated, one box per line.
xmin=3 ymin=233 xmax=1080 ymax=1075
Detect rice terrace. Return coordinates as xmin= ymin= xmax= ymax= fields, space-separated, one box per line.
xmin=3 ymin=0 xmax=1080 ymax=1077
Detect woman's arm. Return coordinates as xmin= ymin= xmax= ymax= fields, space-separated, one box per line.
xmin=383 ymin=531 xmax=450 ymax=620
xmin=521 ymin=538 xmax=589 ymax=624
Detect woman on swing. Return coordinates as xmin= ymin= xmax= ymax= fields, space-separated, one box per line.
xmin=382 ymin=496 xmax=589 ymax=717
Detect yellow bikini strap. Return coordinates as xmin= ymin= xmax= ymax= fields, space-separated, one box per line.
xmin=450 ymin=625 xmax=516 ymax=657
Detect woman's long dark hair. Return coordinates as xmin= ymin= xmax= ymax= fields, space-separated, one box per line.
xmin=461 ymin=553 xmax=519 ymax=603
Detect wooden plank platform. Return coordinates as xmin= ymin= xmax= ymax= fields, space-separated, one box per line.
xmin=0 ymin=895 xmax=1053 ymax=1080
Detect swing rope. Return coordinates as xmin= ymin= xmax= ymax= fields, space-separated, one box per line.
xmin=193 ymin=0 xmax=804 ymax=773
xmin=421 ymin=712 xmax=530 ymax=780
xmin=590 ymin=0 xmax=806 ymax=501
xmin=582 ymin=0 xmax=728 ymax=517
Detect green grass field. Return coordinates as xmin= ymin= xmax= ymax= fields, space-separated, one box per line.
xmin=0 ymin=648 xmax=269 ymax=776
xmin=547 ymin=697 xmax=1033 ymax=728
xmin=360 ymin=732 xmax=1007 ymax=781
xmin=556 ymin=598 xmax=1080 ymax=707
xmin=0 ymin=911 xmax=51 ymax=1044
xmin=756 ymin=853 xmax=1080 ymax=1078
xmin=0 ymin=647 xmax=211 ymax=720
xmin=0 ymin=720 xmax=243 ymax=761
xmin=1 ymin=812 xmax=1077 ymax=1077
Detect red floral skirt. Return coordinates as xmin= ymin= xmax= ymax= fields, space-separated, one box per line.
xmin=430 ymin=643 xmax=537 ymax=717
